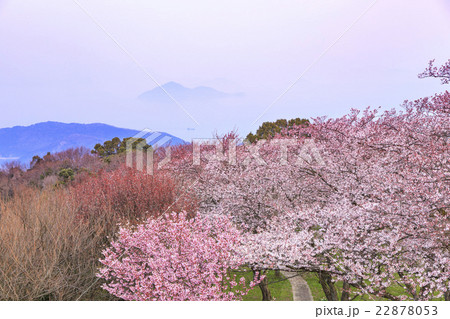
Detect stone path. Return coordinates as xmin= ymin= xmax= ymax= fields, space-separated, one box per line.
xmin=281 ymin=271 xmax=313 ymax=301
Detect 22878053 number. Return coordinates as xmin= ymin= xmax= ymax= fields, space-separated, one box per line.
xmin=376 ymin=306 xmax=438 ymax=316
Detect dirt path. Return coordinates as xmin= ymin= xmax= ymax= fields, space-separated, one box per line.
xmin=281 ymin=271 xmax=313 ymax=301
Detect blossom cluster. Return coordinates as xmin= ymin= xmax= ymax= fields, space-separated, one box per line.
xmin=98 ymin=212 xmax=258 ymax=301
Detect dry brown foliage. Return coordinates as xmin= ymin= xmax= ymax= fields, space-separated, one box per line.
xmin=0 ymin=187 xmax=108 ymax=300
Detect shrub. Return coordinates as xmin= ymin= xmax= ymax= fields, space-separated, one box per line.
xmin=58 ymin=168 xmax=75 ymax=184
xmin=0 ymin=187 xmax=106 ymax=300
xmin=71 ymin=165 xmax=197 ymax=231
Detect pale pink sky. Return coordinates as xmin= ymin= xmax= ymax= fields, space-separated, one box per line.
xmin=0 ymin=0 xmax=449 ymax=139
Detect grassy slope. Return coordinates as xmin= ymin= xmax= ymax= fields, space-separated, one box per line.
xmin=235 ymin=270 xmax=293 ymax=301
xmin=302 ymin=272 xmax=444 ymax=301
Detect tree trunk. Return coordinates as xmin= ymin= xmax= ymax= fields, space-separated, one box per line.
xmin=445 ymin=291 xmax=450 ymax=301
xmin=254 ymin=270 xmax=272 ymax=301
xmin=318 ymin=272 xmax=338 ymax=301
xmin=259 ymin=276 xmax=272 ymax=301
xmin=341 ymin=280 xmax=350 ymax=301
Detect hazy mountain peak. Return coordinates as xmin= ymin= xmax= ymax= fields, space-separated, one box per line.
xmin=139 ymin=82 xmax=244 ymax=102
xmin=162 ymin=81 xmax=185 ymax=89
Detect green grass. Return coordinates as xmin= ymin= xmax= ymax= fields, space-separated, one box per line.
xmin=302 ymin=272 xmax=378 ymax=301
xmin=303 ymin=272 xmax=401 ymax=301
xmin=302 ymin=272 xmax=445 ymax=301
xmin=302 ymin=272 xmax=328 ymax=301
xmin=233 ymin=270 xmax=293 ymax=301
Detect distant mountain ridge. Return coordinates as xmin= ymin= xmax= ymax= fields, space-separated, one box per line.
xmin=0 ymin=121 xmax=185 ymax=164
xmin=139 ymin=81 xmax=244 ymax=102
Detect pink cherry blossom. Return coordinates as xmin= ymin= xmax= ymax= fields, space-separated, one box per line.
xmin=98 ymin=212 xmax=259 ymax=300
xmin=419 ymin=59 xmax=450 ymax=84
xmin=193 ymin=60 xmax=449 ymax=300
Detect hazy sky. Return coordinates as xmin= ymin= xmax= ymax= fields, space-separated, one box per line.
xmin=1 ymin=0 xmax=449 ymax=139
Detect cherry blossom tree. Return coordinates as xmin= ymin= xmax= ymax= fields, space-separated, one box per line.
xmin=264 ymin=100 xmax=448 ymax=300
xmin=292 ymin=96 xmax=448 ymax=300
xmin=196 ymin=60 xmax=449 ymax=300
xmin=97 ymin=212 xmax=258 ymax=301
